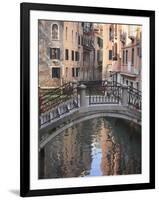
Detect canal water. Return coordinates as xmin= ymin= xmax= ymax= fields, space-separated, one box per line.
xmin=39 ymin=117 xmax=141 ymax=179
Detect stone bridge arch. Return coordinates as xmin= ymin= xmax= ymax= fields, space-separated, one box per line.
xmin=39 ymin=105 xmax=141 ymax=150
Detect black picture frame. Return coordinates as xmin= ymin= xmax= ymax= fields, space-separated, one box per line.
xmin=20 ymin=2 xmax=155 ymax=197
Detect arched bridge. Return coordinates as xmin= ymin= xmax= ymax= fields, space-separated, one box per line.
xmin=39 ymin=81 xmax=141 ymax=150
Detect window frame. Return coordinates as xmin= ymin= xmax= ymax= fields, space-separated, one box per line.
xmin=51 ymin=23 xmax=59 ymax=40
xmin=51 ymin=67 xmax=61 ymax=78
xmin=50 ymin=48 xmax=60 ymax=60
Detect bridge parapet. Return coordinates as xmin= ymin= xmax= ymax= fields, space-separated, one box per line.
xmin=40 ymin=97 xmax=79 ymax=128
xmin=39 ymin=81 xmax=141 ymax=129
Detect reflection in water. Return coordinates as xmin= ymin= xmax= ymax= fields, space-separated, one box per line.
xmin=39 ymin=117 xmax=141 ymax=179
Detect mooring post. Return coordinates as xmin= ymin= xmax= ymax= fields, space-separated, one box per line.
xmin=122 ymin=85 xmax=128 ymax=106
xmin=78 ymin=84 xmax=88 ymax=108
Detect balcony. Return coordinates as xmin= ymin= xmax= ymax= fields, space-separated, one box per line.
xmin=120 ymin=65 xmax=139 ymax=77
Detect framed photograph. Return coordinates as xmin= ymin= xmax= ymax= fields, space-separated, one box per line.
xmin=20 ymin=2 xmax=155 ymax=197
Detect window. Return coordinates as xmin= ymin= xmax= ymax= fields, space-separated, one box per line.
xmin=137 ymin=47 xmax=140 ymax=56
xmin=81 ymin=36 xmax=83 ymax=45
xmin=65 ymin=49 xmax=69 ymax=60
xmin=115 ymin=43 xmax=117 ymax=56
xmin=136 ymin=82 xmax=139 ymax=90
xmin=72 ymin=30 xmax=73 ymax=43
xmin=76 ymin=32 xmax=78 ymax=45
xmin=137 ymin=47 xmax=141 ymax=57
xmin=78 ymin=35 xmax=80 ymax=45
xmin=50 ymin=48 xmax=60 ymax=59
xmin=97 ymin=50 xmax=103 ymax=63
xmin=66 ymin=67 xmax=68 ymax=78
xmin=109 ymin=27 xmax=112 ymax=41
xmin=76 ymin=68 xmax=80 ymax=77
xmin=65 ymin=27 xmax=68 ymax=40
xmin=130 ymin=82 xmax=133 ymax=88
xmin=131 ymin=48 xmax=134 ymax=65
xmin=72 ymin=68 xmax=75 ymax=77
xmin=72 ymin=50 xmax=74 ymax=61
xmin=97 ymin=50 xmax=100 ymax=62
xmin=75 ymin=51 xmax=79 ymax=61
xmin=97 ymin=37 xmax=103 ymax=48
xmin=115 ymin=25 xmax=117 ymax=38
xmin=109 ymin=50 xmax=112 ymax=60
xmin=126 ymin=50 xmax=128 ymax=64
xmin=52 ymin=24 xmax=58 ymax=40
xmin=113 ymin=43 xmax=117 ymax=60
xmin=126 ymin=80 xmax=128 ymax=85
xmin=52 ymin=68 xmax=60 ymax=78
xmin=123 ymin=50 xmax=125 ymax=64
xmin=112 ymin=46 xmax=114 ymax=57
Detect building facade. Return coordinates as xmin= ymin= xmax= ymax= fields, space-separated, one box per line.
xmin=102 ymin=24 xmax=113 ymax=81
xmin=63 ymin=22 xmax=83 ymax=83
xmin=120 ymin=25 xmax=142 ymax=90
xmin=93 ymin=24 xmax=104 ymax=80
xmin=80 ymin=22 xmax=95 ymax=81
xmin=39 ymin=20 xmax=64 ymax=88
xmin=39 ymin=20 xmax=84 ymax=88
xmin=39 ymin=21 xmax=142 ymax=90
xmin=105 ymin=24 xmax=142 ymax=90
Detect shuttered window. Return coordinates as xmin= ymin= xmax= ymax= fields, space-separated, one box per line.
xmin=50 ymin=48 xmax=60 ymax=59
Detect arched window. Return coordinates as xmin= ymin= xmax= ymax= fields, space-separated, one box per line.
xmin=52 ymin=24 xmax=58 ymax=40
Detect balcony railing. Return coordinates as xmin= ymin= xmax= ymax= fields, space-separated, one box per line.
xmin=121 ymin=66 xmax=139 ymax=75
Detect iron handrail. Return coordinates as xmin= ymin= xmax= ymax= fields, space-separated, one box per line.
xmin=39 ymin=82 xmax=72 ymax=99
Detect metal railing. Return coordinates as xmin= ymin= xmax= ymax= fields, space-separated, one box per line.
xmin=128 ymin=87 xmax=141 ymax=110
xmin=39 ymin=82 xmax=78 ymax=114
xmin=79 ymin=80 xmax=141 ymax=109
xmin=40 ymin=97 xmax=79 ymax=127
xmin=39 ymin=80 xmax=142 ymax=128
xmin=79 ymin=80 xmax=121 ymax=105
xmin=88 ymin=85 xmax=121 ymax=105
